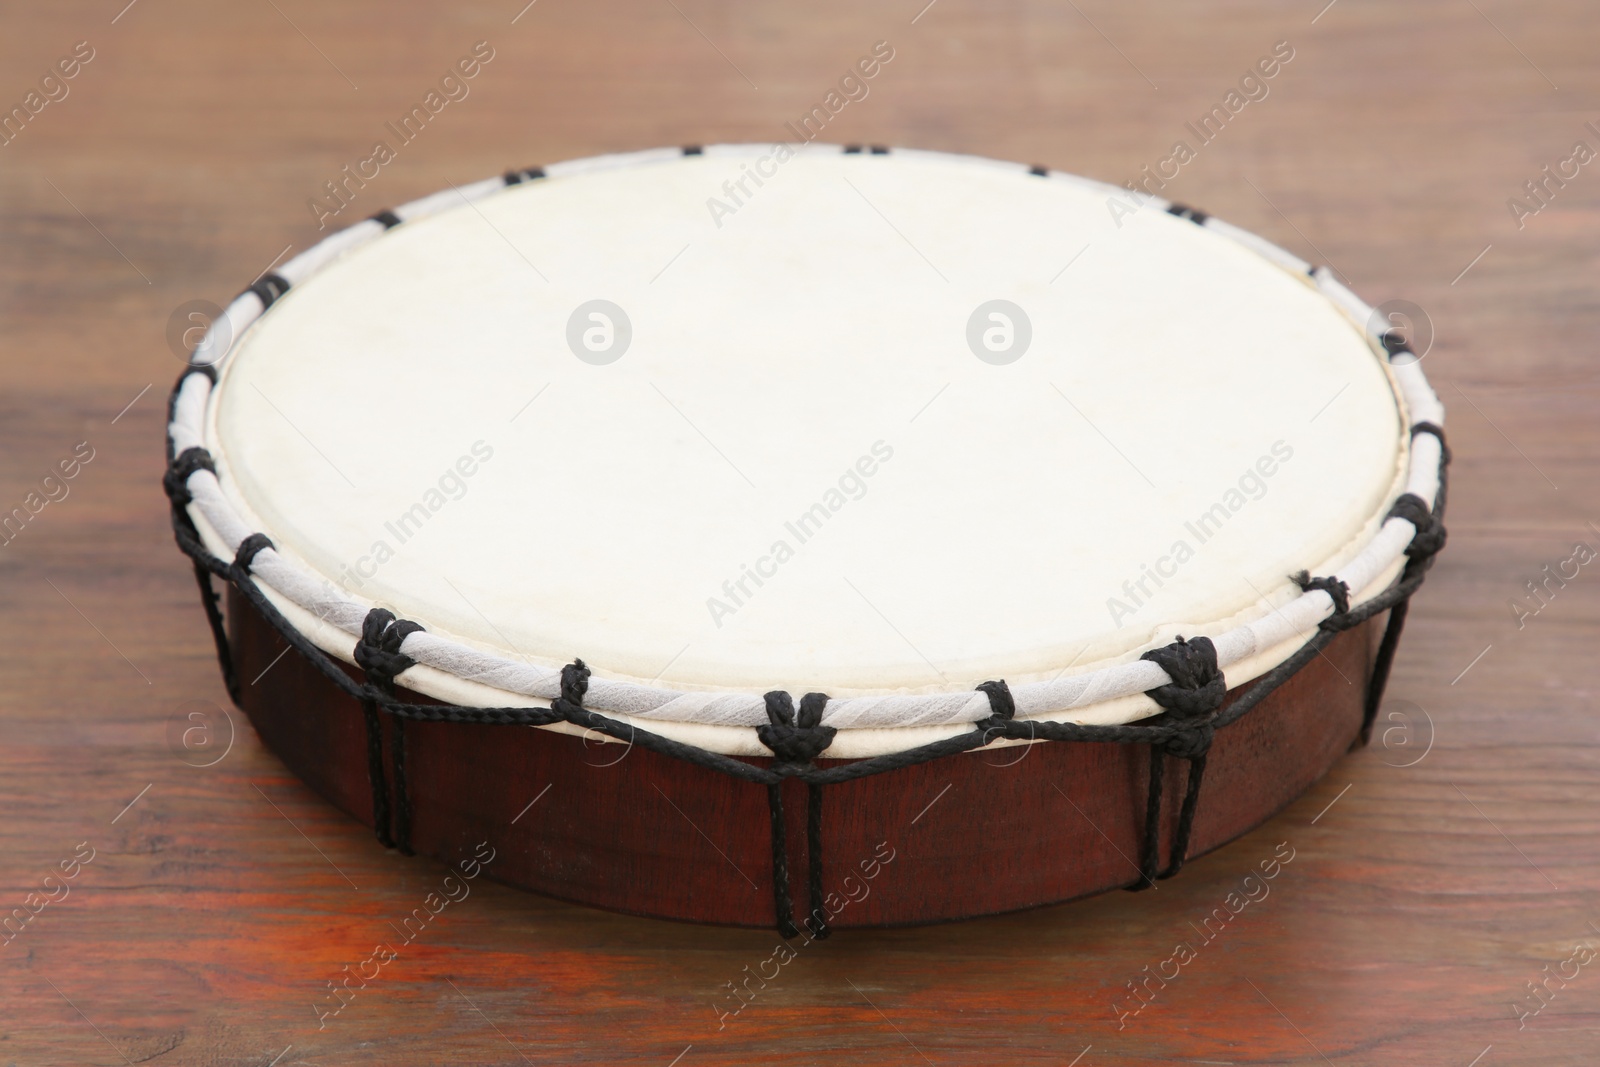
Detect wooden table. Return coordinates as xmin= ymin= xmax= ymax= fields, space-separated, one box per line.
xmin=2 ymin=1 xmax=1594 ymax=1062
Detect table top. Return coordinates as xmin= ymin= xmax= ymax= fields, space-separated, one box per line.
xmin=2 ymin=1 xmax=1595 ymax=1064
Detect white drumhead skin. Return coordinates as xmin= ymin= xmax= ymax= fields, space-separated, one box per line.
xmin=210 ymin=147 xmax=1403 ymax=697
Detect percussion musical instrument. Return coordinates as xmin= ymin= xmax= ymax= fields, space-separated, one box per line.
xmin=166 ymin=144 xmax=1447 ymax=932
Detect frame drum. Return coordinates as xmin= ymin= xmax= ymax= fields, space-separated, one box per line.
xmin=167 ymin=145 xmax=1446 ymax=931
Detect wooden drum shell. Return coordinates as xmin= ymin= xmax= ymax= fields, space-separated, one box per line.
xmin=231 ymin=587 xmax=1379 ymax=928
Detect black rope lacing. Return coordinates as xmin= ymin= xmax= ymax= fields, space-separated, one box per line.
xmin=1166 ymin=202 xmax=1210 ymax=224
xmin=1293 ymin=571 xmax=1352 ymax=621
xmin=163 ymin=441 xmax=239 ymax=704
xmin=757 ymin=691 xmax=836 ymax=939
xmin=975 ymin=678 xmax=1016 ymax=733
xmin=1380 ymin=329 xmax=1414 ymax=361
xmin=248 ymin=272 xmax=291 ymax=310
xmin=1124 ymin=635 xmax=1226 ymax=890
xmin=164 ymin=348 xmax=1450 ymax=934
xmin=354 ymin=608 xmax=426 ymax=853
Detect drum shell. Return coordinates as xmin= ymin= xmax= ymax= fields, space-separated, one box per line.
xmin=229 ymin=586 xmax=1379 ymax=928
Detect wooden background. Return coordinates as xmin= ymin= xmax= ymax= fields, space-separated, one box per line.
xmin=1 ymin=0 xmax=1596 ymax=1063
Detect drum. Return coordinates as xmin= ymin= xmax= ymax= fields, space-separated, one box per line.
xmin=165 ymin=144 xmax=1447 ymax=933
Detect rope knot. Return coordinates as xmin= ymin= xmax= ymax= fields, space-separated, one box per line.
xmin=163 ymin=446 xmax=216 ymax=508
xmin=559 ymin=659 xmax=591 ymax=707
xmin=248 ymin=272 xmax=291 ymax=309
xmin=354 ymin=608 xmax=424 ymax=691
xmin=757 ymin=691 xmax=836 ymax=765
xmin=1160 ymin=722 xmax=1215 ymax=761
xmin=974 ymin=679 xmax=1017 ymax=737
xmin=1140 ymin=635 xmax=1226 ymax=720
xmin=1411 ymin=422 xmax=1452 ymax=465
xmin=1379 ymin=329 xmax=1414 ymax=360
xmin=1293 ymin=570 xmax=1354 ymax=630
xmin=233 ymin=533 xmax=275 ymax=574
xmin=1388 ymin=492 xmax=1448 ymax=560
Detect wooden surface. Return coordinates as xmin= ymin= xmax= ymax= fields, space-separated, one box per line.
xmin=1 ymin=0 xmax=1595 ymax=1063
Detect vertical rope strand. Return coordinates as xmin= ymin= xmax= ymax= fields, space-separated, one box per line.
xmin=766 ymin=783 xmax=797 ymax=938
xmin=391 ymin=716 xmax=413 ymax=855
xmin=1128 ymin=746 xmax=1165 ymax=891
xmin=190 ymin=561 xmax=240 ymax=706
xmin=1160 ymin=753 xmax=1208 ymax=880
xmin=1362 ymin=599 xmax=1410 ymax=744
xmin=362 ymin=699 xmax=394 ymax=849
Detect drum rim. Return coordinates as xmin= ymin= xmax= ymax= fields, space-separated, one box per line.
xmin=166 ymin=143 xmax=1446 ymax=756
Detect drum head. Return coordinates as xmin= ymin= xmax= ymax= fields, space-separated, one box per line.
xmin=204 ymin=146 xmax=1405 ymax=724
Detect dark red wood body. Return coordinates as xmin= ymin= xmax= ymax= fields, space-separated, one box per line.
xmin=229 ymin=587 xmax=1378 ymax=928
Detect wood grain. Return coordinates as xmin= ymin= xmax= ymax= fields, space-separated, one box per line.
xmin=2 ymin=0 xmax=1597 ymax=1063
